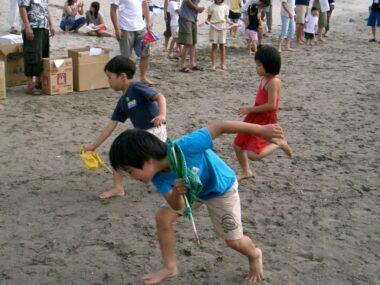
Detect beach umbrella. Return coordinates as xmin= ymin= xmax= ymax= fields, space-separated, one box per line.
xmin=167 ymin=140 xmax=202 ymax=245
xmin=80 ymin=145 xmax=113 ymax=174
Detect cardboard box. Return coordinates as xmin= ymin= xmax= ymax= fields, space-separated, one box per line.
xmin=0 ymin=61 xmax=6 ymax=100
xmin=41 ymin=57 xmax=73 ymax=95
xmin=0 ymin=43 xmax=26 ymax=87
xmin=68 ymin=47 xmax=110 ymax=91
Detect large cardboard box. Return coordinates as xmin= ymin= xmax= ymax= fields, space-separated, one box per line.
xmin=42 ymin=57 xmax=73 ymax=95
xmin=0 ymin=43 xmax=26 ymax=87
xmin=0 ymin=61 xmax=6 ymax=100
xmin=68 ymin=47 xmax=110 ymax=91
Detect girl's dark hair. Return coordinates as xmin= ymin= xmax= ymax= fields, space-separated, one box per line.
xmin=104 ymin=55 xmax=136 ymax=79
xmin=110 ymin=129 xmax=167 ymax=170
xmin=248 ymin=4 xmax=258 ymax=15
xmin=311 ymin=6 xmax=318 ymax=12
xmin=91 ymin=1 xmax=100 ymax=18
xmin=67 ymin=0 xmax=74 ymax=6
xmin=254 ymin=45 xmax=281 ymax=75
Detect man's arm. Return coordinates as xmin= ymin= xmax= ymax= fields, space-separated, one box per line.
xmin=19 ymin=6 xmax=33 ymax=40
xmin=184 ymin=0 xmax=204 ymax=13
xmin=47 ymin=8 xmax=55 ymax=37
xmin=164 ymin=0 xmax=169 ymax=19
xmin=142 ymin=0 xmax=151 ymax=30
xmin=110 ymin=4 xmax=122 ymax=40
xmin=87 ymin=120 xmax=118 ymax=151
xmin=207 ymin=121 xmax=284 ymax=141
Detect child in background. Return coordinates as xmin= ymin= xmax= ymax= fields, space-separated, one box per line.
xmin=167 ymin=0 xmax=181 ymax=58
xmin=228 ymin=0 xmax=242 ymax=38
xmin=304 ymin=7 xmax=319 ymax=46
xmin=206 ymin=0 xmax=232 ymax=71
xmin=244 ymin=3 xmax=261 ymax=54
xmin=60 ymin=0 xmax=86 ymax=33
xmin=86 ymin=56 xmax=167 ymax=199
xmin=109 ymin=121 xmax=285 ymax=285
xmin=234 ymin=46 xmax=292 ymax=180
xmin=278 ymin=0 xmax=296 ymax=52
xmin=85 ymin=1 xmax=114 ymax=37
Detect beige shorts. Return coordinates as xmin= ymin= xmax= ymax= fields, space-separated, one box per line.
xmin=295 ymin=5 xmax=308 ymax=24
xmin=209 ymin=22 xmax=227 ymax=44
xmin=161 ymin=180 xmax=243 ymax=240
xmin=170 ymin=25 xmax=179 ymax=38
xmin=147 ymin=124 xmax=167 ymax=142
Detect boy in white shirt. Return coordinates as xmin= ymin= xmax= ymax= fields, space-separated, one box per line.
xmin=167 ymin=0 xmax=181 ymax=58
xmin=304 ymin=6 xmax=319 ymax=45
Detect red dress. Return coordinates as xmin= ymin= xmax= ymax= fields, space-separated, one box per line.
xmin=234 ymin=76 xmax=280 ymax=154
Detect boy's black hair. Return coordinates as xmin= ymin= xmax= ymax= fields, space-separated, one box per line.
xmin=311 ymin=6 xmax=318 ymax=12
xmin=110 ymin=129 xmax=167 ymax=170
xmin=248 ymin=4 xmax=259 ymax=15
xmin=254 ymin=45 xmax=281 ymax=75
xmin=104 ymin=55 xmax=136 ymax=79
xmin=67 ymin=0 xmax=74 ymax=6
xmin=91 ymin=1 xmax=100 ymax=18
xmin=258 ymin=0 xmax=271 ymax=7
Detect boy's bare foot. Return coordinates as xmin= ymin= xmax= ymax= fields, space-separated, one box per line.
xmin=143 ymin=267 xmax=178 ymax=285
xmin=221 ymin=64 xmax=227 ymax=70
xmin=277 ymin=139 xmax=293 ymax=157
xmin=237 ymin=171 xmax=254 ymax=181
xmin=98 ymin=188 xmax=125 ymax=200
xmin=247 ymin=248 xmax=264 ymax=283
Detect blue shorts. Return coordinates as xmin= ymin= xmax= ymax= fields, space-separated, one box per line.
xmin=367 ymin=10 xmax=380 ymax=27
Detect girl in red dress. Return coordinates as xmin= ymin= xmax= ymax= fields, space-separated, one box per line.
xmin=233 ymin=46 xmax=292 ymax=180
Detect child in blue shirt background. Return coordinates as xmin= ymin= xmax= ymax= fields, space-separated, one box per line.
xmin=86 ymin=55 xmax=167 ymax=200
xmin=109 ymin=120 xmax=284 ymax=284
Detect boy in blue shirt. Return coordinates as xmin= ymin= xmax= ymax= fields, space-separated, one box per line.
xmin=109 ymin=121 xmax=284 ymax=284
xmin=86 ymin=55 xmax=167 ymax=199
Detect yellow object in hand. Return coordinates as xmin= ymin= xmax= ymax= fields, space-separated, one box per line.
xmin=80 ymin=145 xmax=107 ymax=171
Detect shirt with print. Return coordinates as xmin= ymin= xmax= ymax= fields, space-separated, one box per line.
xmin=111 ymin=81 xmax=159 ymax=129
xmin=152 ymin=128 xmax=237 ymax=200
xmin=207 ymin=3 xmax=229 ymax=24
xmin=86 ymin=10 xmax=104 ymax=26
xmin=18 ymin=0 xmax=49 ymax=29
xmin=180 ymin=0 xmax=200 ymax=23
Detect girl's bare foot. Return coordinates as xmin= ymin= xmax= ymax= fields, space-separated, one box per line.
xmin=98 ymin=187 xmax=125 ymax=199
xmin=211 ymin=65 xmax=216 ymax=71
xmin=247 ymin=248 xmax=264 ymax=283
xmin=143 ymin=267 xmax=178 ymax=285
xmin=221 ymin=64 xmax=227 ymax=70
xmin=277 ymin=139 xmax=293 ymax=157
xmin=237 ymin=171 xmax=254 ymax=181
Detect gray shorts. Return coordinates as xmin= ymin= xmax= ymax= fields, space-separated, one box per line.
xmin=119 ymin=28 xmax=150 ymax=58
xmin=161 ymin=180 xmax=243 ymax=240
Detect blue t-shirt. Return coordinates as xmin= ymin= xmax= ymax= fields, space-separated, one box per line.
xmin=111 ymin=81 xmax=158 ymax=129
xmin=152 ymin=128 xmax=236 ymax=200
xmin=180 ymin=0 xmax=200 ymax=23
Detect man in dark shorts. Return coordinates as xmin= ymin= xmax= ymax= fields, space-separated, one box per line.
xmin=368 ymin=0 xmax=380 ymax=42
xmin=19 ymin=0 xmax=55 ymax=95
xmin=178 ymin=0 xmax=205 ymax=73
xmin=163 ymin=0 xmax=172 ymax=51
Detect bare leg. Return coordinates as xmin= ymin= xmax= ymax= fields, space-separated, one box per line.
xmin=143 ymin=207 xmax=179 ymax=285
xmin=168 ymin=38 xmax=176 ymax=58
xmin=284 ymin=38 xmax=295 ymax=51
xmin=211 ymin=43 xmax=217 ymax=70
xmin=226 ymin=237 xmax=264 ymax=283
xmin=87 ymin=31 xmax=98 ymax=36
xmin=258 ymin=26 xmax=263 ymax=46
xmin=233 ymin=144 xmax=253 ymax=181
xmin=252 ymin=41 xmax=257 ymax=53
xmin=98 ymin=31 xmax=115 ymax=37
xmin=277 ymin=38 xmax=283 ymax=52
xmin=371 ymin=26 xmax=376 ymax=40
xmin=180 ymin=45 xmax=190 ymax=69
xmin=164 ymin=37 xmax=171 ymax=51
xmin=220 ymin=44 xmax=226 ymax=70
xmin=189 ymin=45 xmax=196 ymax=67
xmin=140 ymin=56 xmax=154 ymax=86
xmin=317 ymin=27 xmax=325 ymax=42
xmin=247 ymin=139 xmax=292 ymax=161
xmin=98 ymin=170 xmax=125 ymax=199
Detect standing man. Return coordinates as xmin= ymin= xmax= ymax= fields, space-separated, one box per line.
xmin=368 ymin=0 xmax=380 ymax=42
xmin=19 ymin=0 xmax=55 ymax=95
xmin=178 ymin=0 xmax=205 ymax=73
xmin=295 ymin=0 xmax=310 ymax=43
xmin=110 ymin=0 xmax=154 ymax=85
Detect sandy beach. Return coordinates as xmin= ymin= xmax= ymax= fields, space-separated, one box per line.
xmin=0 ymin=0 xmax=379 ymax=284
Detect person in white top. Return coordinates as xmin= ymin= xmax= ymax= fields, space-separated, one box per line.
xmin=9 ymin=0 xmax=20 ymax=34
xmin=304 ymin=6 xmax=319 ymax=45
xmin=110 ymin=0 xmax=154 ymax=86
xmin=167 ymin=0 xmax=181 ymax=58
xmin=277 ymin=0 xmax=296 ymax=52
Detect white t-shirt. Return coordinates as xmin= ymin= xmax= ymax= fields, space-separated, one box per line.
xmin=304 ymin=13 xmax=318 ymax=33
xmin=168 ymin=1 xmax=180 ymax=27
xmin=280 ymin=0 xmax=295 ymax=17
xmin=109 ymin=0 xmax=146 ymax=31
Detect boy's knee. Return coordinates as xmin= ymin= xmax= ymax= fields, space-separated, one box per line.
xmin=155 ymin=207 xmax=178 ymax=229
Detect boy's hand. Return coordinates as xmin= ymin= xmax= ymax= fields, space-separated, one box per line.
xmin=86 ymin=144 xmax=96 ymax=152
xmin=151 ymin=115 xmax=166 ymax=127
xmin=238 ymin=106 xmax=252 ymax=116
xmin=260 ymin=124 xmax=284 ymax=141
xmin=173 ymin=179 xmax=188 ymax=196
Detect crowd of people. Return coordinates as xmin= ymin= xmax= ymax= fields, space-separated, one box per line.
xmin=5 ymin=0 xmax=379 ymax=284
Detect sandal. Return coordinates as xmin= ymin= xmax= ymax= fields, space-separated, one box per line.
xmin=368 ymin=38 xmax=377 ymax=42
xmin=179 ymin=67 xmax=192 ymax=73
xmin=191 ymin=65 xmax=204 ymax=71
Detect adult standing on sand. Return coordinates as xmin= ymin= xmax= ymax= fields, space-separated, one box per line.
xmin=368 ymin=0 xmax=380 ymax=42
xmin=19 ymin=0 xmax=55 ymax=95
xmin=295 ymin=0 xmax=310 ymax=44
xmin=109 ymin=0 xmax=154 ymax=86
xmin=178 ymin=0 xmax=205 ymax=73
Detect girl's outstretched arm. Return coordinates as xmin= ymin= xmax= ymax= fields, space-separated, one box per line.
xmin=208 ymin=121 xmax=284 ymax=141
